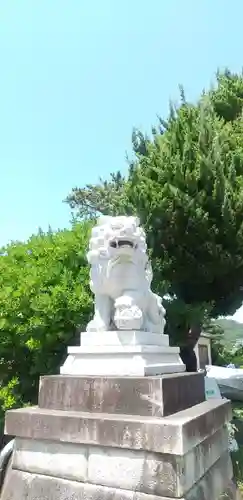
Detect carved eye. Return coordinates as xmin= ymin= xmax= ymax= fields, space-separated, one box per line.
xmin=110 ymin=241 xmax=117 ymax=248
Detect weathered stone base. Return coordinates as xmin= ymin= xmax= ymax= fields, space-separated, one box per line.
xmin=38 ymin=372 xmax=205 ymax=416
xmin=4 ymin=399 xmax=231 ymax=455
xmin=0 ymin=455 xmax=233 ymax=500
xmin=5 ymin=427 xmax=230 ymax=498
xmin=3 ymin=399 xmax=233 ymax=500
xmin=1 ymin=373 xmax=233 ymax=500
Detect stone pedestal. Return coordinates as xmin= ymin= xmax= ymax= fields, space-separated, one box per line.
xmin=1 ymin=372 xmax=234 ymax=500
xmin=60 ymin=330 xmax=186 ymax=376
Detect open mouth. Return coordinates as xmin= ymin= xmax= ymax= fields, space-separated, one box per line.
xmin=110 ymin=239 xmax=136 ymax=249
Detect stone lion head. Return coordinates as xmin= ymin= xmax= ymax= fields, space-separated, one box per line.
xmin=87 ymin=215 xmax=148 ymax=266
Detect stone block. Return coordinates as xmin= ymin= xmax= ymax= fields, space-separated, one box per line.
xmin=13 ymin=438 xmax=88 ymax=483
xmin=80 ymin=330 xmax=170 ymax=347
xmin=60 ymin=344 xmax=185 ymax=376
xmin=185 ymin=452 xmax=233 ymax=500
xmin=38 ymin=372 xmax=205 ymax=417
xmin=12 ymin=426 xmax=228 ymax=497
xmin=5 ymin=399 xmax=231 ymax=455
xmin=1 ymin=451 xmax=233 ymax=500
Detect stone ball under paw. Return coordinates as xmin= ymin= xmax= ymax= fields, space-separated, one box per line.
xmin=114 ymin=305 xmax=143 ymax=330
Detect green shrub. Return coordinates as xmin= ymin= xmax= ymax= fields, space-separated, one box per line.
xmin=0 ymin=222 xmax=92 ymax=430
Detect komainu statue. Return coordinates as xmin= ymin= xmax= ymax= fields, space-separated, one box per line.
xmin=86 ymin=215 xmax=166 ymax=333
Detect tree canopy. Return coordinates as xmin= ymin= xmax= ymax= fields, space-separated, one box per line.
xmin=67 ymin=70 xmax=243 ymax=344
xmin=0 ymin=222 xmax=91 ymax=428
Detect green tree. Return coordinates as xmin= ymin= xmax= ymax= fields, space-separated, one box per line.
xmin=0 ymin=222 xmax=91 ymax=428
xmin=67 ymin=70 xmax=243 ymax=348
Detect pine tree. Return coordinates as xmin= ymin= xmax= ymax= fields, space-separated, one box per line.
xmin=66 ymin=70 xmax=243 ymax=347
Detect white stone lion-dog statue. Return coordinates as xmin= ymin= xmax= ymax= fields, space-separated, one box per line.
xmin=86 ymin=215 xmax=166 ymax=333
